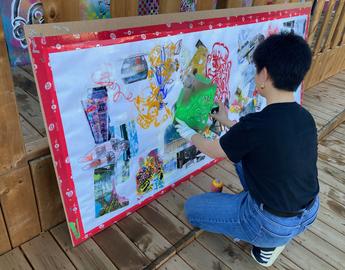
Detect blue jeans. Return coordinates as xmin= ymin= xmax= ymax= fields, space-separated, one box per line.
xmin=184 ymin=161 xmax=319 ymax=248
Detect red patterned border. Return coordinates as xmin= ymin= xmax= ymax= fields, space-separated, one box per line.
xmin=28 ymin=6 xmax=311 ymax=246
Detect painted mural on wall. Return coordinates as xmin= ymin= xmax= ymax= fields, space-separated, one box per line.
xmin=28 ymin=6 xmax=311 ymax=246
xmin=80 ymin=0 xmax=111 ymax=20
xmin=1 ymin=0 xmax=44 ymax=66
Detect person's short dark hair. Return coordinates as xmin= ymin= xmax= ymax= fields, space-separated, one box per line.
xmin=253 ymin=33 xmax=312 ymax=92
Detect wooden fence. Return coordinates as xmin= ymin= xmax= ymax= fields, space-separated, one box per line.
xmin=0 ymin=0 xmax=343 ymax=255
xmin=304 ymin=0 xmax=345 ymax=89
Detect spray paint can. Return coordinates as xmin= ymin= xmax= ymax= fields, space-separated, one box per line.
xmin=211 ymin=179 xmax=223 ymax=193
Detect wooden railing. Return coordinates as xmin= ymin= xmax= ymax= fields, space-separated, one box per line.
xmin=304 ymin=0 xmax=345 ymax=89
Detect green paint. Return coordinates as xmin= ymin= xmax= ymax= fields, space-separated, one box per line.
xmin=175 ymin=74 xmax=217 ymax=131
xmin=69 ymin=219 xmax=81 ymax=239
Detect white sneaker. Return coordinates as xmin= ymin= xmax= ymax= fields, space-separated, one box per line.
xmin=251 ymin=245 xmax=286 ymax=267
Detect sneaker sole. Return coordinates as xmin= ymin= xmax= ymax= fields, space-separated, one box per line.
xmin=251 ymin=245 xmax=286 ymax=267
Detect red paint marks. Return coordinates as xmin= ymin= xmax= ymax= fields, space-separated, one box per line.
xmin=91 ymin=68 xmax=134 ymax=102
xmin=206 ymin=42 xmax=232 ymax=103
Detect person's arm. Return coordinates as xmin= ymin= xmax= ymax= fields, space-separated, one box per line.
xmin=175 ymin=119 xmax=227 ymax=159
xmin=191 ymin=134 xmax=226 ymax=159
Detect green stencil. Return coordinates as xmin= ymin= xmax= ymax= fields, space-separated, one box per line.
xmin=175 ymin=74 xmax=217 ymax=131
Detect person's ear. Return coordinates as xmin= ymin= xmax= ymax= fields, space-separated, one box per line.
xmin=261 ymin=67 xmax=269 ymax=82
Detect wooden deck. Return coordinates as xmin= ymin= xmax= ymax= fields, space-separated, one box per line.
xmin=1 ymin=69 xmax=345 ymax=269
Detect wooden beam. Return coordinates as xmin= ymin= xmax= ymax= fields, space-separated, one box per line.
xmin=313 ymin=0 xmax=336 ymax=54
xmin=25 ymin=137 xmax=50 ymax=162
xmin=331 ymin=2 xmax=345 ymax=48
xmin=318 ymin=109 xmax=345 ymax=142
xmin=0 ymin=166 xmax=41 ymax=247
xmin=325 ymin=0 xmax=345 ymax=50
xmin=305 ymin=44 xmax=345 ymax=89
xmin=197 ymin=0 xmax=216 ymax=11
xmin=221 ymin=0 xmax=243 ymax=8
xmin=0 ymin=207 xmax=11 ymax=255
xmin=0 ymin=17 xmax=26 ymax=175
xmin=30 ymin=155 xmax=65 ymax=231
xmin=160 ymin=0 xmax=180 ymax=14
xmin=110 ymin=0 xmax=138 ymax=18
xmin=308 ymin=0 xmax=326 ymax=47
xmin=43 ymin=0 xmax=81 ymax=22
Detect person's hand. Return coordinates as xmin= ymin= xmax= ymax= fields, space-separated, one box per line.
xmin=175 ymin=119 xmax=198 ymax=141
xmin=210 ymin=100 xmax=232 ymax=127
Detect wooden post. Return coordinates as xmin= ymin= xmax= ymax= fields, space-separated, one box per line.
xmin=110 ymin=0 xmax=138 ymax=18
xmin=197 ymin=0 xmax=216 ymax=10
xmin=43 ymin=0 xmax=81 ymax=22
xmin=218 ymin=0 xmax=243 ymax=8
xmin=324 ymin=0 xmax=345 ymax=50
xmin=0 ymin=18 xmax=26 ymax=175
xmin=331 ymin=2 xmax=345 ymax=48
xmin=313 ymin=0 xmax=336 ymax=53
xmin=0 ymin=208 xmax=11 ymax=255
xmin=160 ymin=0 xmax=180 ymax=13
xmin=0 ymin=19 xmax=41 ymax=247
xmin=30 ymin=156 xmax=65 ymax=231
xmin=308 ymin=0 xmax=326 ymax=47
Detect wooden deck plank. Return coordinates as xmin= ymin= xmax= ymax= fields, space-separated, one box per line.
xmin=51 ymin=222 xmax=118 ymax=270
xmin=117 ymin=212 xmax=173 ymax=261
xmin=318 ymin=109 xmax=345 ymax=141
xmin=306 ymin=89 xmax=345 ymax=110
xmin=318 ymin=179 xmax=345 ymax=207
xmin=21 ymin=232 xmax=75 ymax=270
xmin=173 ymin=180 xmax=204 ymax=199
xmin=0 ymin=248 xmax=32 ymax=270
xmin=309 ymin=218 xmax=345 ymax=255
xmin=302 ymin=98 xmax=337 ymax=118
xmin=157 ymin=190 xmax=193 ymax=229
xmin=302 ymin=95 xmax=344 ymax=117
xmin=12 ymin=68 xmax=38 ymax=100
xmin=283 ymin=240 xmax=336 ymax=270
xmin=179 ymin=241 xmax=231 ymax=270
xmin=317 ymin=197 xmax=345 ymax=235
xmin=0 ymin=207 xmax=11 ymax=255
xmin=318 ymin=144 xmax=345 ymax=172
xmin=137 ymin=200 xmax=190 ymax=246
xmin=20 ymin=116 xmax=43 ymax=145
xmin=197 ymin=232 xmax=265 ymax=270
xmin=304 ymin=86 xmax=345 ymax=107
xmin=320 ymin=134 xmax=345 ymax=157
xmin=19 ymin=65 xmax=34 ymax=77
xmin=294 ymin=230 xmax=345 ymax=270
xmin=14 ymin=87 xmax=45 ymax=136
xmin=318 ymin=160 xmax=345 ymax=196
xmin=93 ymin=225 xmax=150 ymax=270
xmin=302 ymin=101 xmax=334 ymax=122
xmin=331 ymin=130 xmax=345 ymax=141
xmin=158 ymin=255 xmax=193 ymax=270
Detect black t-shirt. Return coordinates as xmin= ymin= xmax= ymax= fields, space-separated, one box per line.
xmin=220 ymin=102 xmax=319 ymax=212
